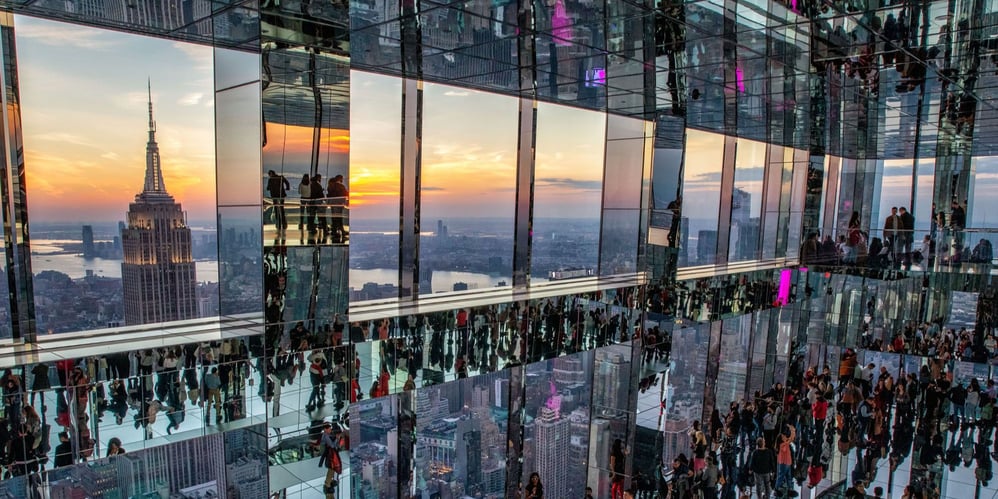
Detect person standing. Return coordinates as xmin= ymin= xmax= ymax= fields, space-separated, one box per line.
xmin=750 ymin=437 xmax=776 ymax=499
xmin=267 ymin=170 xmax=290 ymax=230
xmin=775 ymin=425 xmax=796 ymax=495
xmin=525 ymin=472 xmax=544 ymax=498
xmin=54 ymin=432 xmax=73 ymax=468
xmin=611 ymin=438 xmax=626 ymax=499
xmin=326 ymin=174 xmax=349 ymax=243
xmin=309 ymin=174 xmax=325 ymax=232
xmin=317 ymin=423 xmax=342 ymax=496
xmin=883 ymin=207 xmax=900 ymax=261
xmin=951 ymin=200 xmax=966 ymax=248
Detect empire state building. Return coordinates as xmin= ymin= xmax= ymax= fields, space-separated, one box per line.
xmin=121 ymin=82 xmax=198 ymax=325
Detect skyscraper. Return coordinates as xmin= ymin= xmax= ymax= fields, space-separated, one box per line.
xmin=120 ymin=81 xmax=198 ymax=325
xmin=81 ymin=225 xmax=95 ymax=259
xmin=534 ymin=406 xmax=570 ymax=499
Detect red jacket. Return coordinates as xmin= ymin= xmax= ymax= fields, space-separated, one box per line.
xmin=812 ymin=399 xmax=828 ymax=420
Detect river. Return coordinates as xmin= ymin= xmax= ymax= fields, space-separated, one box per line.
xmin=30 ymin=239 xmax=219 ymax=282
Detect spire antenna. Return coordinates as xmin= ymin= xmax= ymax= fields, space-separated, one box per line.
xmin=141 ymin=79 xmax=167 ymax=195
xmin=147 ymin=77 xmax=155 ymax=133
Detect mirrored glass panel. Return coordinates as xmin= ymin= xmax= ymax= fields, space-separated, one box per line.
xmin=523 ymin=351 xmax=594 ymax=498
xmin=349 ymin=71 xmax=402 ymax=303
xmin=17 ymin=15 xmax=220 ymax=333
xmin=418 ymin=82 xmax=517 ymax=295
xmin=531 ymin=102 xmax=605 ymax=284
xmin=680 ymin=130 xmax=725 ymax=266
xmin=219 ymin=206 xmax=263 ymax=316
xmin=874 ymin=159 xmax=914 ymax=236
xmin=729 ymin=138 xmax=765 ymax=262
xmin=650 ymin=147 xmax=683 ymax=246
xmin=215 ymin=47 xmax=260 ymax=91
xmin=350 ymin=396 xmax=401 ymax=497
xmin=913 ymin=158 xmax=935 ymax=235
xmin=217 ymin=81 xmax=263 ymax=207
xmin=412 ymin=371 xmax=510 ymax=497
xmin=969 ymin=156 xmax=998 ymax=255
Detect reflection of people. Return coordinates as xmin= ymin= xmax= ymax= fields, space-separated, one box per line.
xmin=106 ymin=437 xmax=125 ymax=457
xmin=951 ymin=200 xmax=966 ymax=247
xmin=611 ymin=438 xmax=626 ymax=499
xmin=326 ymin=174 xmax=348 ymax=243
xmin=318 ymin=423 xmax=342 ymax=496
xmin=883 ymin=206 xmax=900 ymax=256
xmin=668 ymin=196 xmax=682 ymax=247
xmin=267 ymin=170 xmax=290 ymax=230
xmin=309 ymin=174 xmax=325 ymax=232
xmin=525 ymin=472 xmax=543 ymax=499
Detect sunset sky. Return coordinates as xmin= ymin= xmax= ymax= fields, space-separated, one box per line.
xmin=16 ymin=15 xmax=218 ymax=225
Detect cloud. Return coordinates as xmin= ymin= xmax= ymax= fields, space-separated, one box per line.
xmin=30 ymin=132 xmax=98 ymax=148
xmin=15 ymin=20 xmax=119 ymax=50
xmin=536 ymin=177 xmax=602 ymax=191
xmin=101 ymin=152 xmax=120 ymax=160
xmin=421 ymin=186 xmax=446 ymax=191
xmin=178 ymin=92 xmax=205 ymax=106
xmin=443 ymin=91 xmax=470 ymax=97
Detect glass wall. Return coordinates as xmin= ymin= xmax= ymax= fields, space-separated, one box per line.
xmin=600 ymin=115 xmax=647 ymax=276
xmin=681 ymin=130 xmax=725 ymax=266
xmin=531 ymin=102 xmax=605 ymax=283
xmin=17 ymin=15 xmax=221 ymax=333
xmin=418 ymin=82 xmax=517 ymax=295
xmin=349 ymin=71 xmax=402 ymax=303
xmin=729 ymin=139 xmax=765 ymax=262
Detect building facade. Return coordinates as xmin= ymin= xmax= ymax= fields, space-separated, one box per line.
xmin=120 ymin=86 xmax=199 ymax=325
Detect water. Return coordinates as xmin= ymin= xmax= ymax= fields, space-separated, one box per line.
xmin=30 ymin=240 xmax=219 ymax=282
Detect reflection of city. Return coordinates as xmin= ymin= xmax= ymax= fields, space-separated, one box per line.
xmin=44 ymin=426 xmax=268 ymax=499
xmin=414 ymin=372 xmax=509 ymax=499
xmin=349 ymin=217 xmax=600 ymax=300
xmin=523 ymin=354 xmax=595 ymax=499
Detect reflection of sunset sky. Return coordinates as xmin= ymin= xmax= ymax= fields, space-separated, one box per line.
xmin=17 ymin=15 xmax=216 ymax=224
xmin=261 ymin=123 xmax=349 ymax=183
xmin=681 ymin=131 xmax=725 ymax=222
xmin=535 ymin=102 xmax=605 ymax=219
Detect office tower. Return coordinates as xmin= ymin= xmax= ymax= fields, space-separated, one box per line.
xmin=120 ymin=83 xmax=198 ymax=325
xmin=534 ymin=406 xmax=570 ymax=499
xmin=81 ymin=225 xmax=95 ymax=259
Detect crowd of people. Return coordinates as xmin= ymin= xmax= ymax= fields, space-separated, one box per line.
xmin=801 ymin=202 xmax=993 ymax=272
xmin=0 ymin=291 xmax=641 ymax=490
xmin=656 ymin=320 xmax=998 ymax=499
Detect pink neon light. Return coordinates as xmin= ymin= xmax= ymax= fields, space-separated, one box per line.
xmin=777 ymin=269 xmax=792 ymax=306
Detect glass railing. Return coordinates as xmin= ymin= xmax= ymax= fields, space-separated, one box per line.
xmin=263 ymin=196 xmax=349 ymax=246
xmin=800 ymin=226 xmax=996 ymax=268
